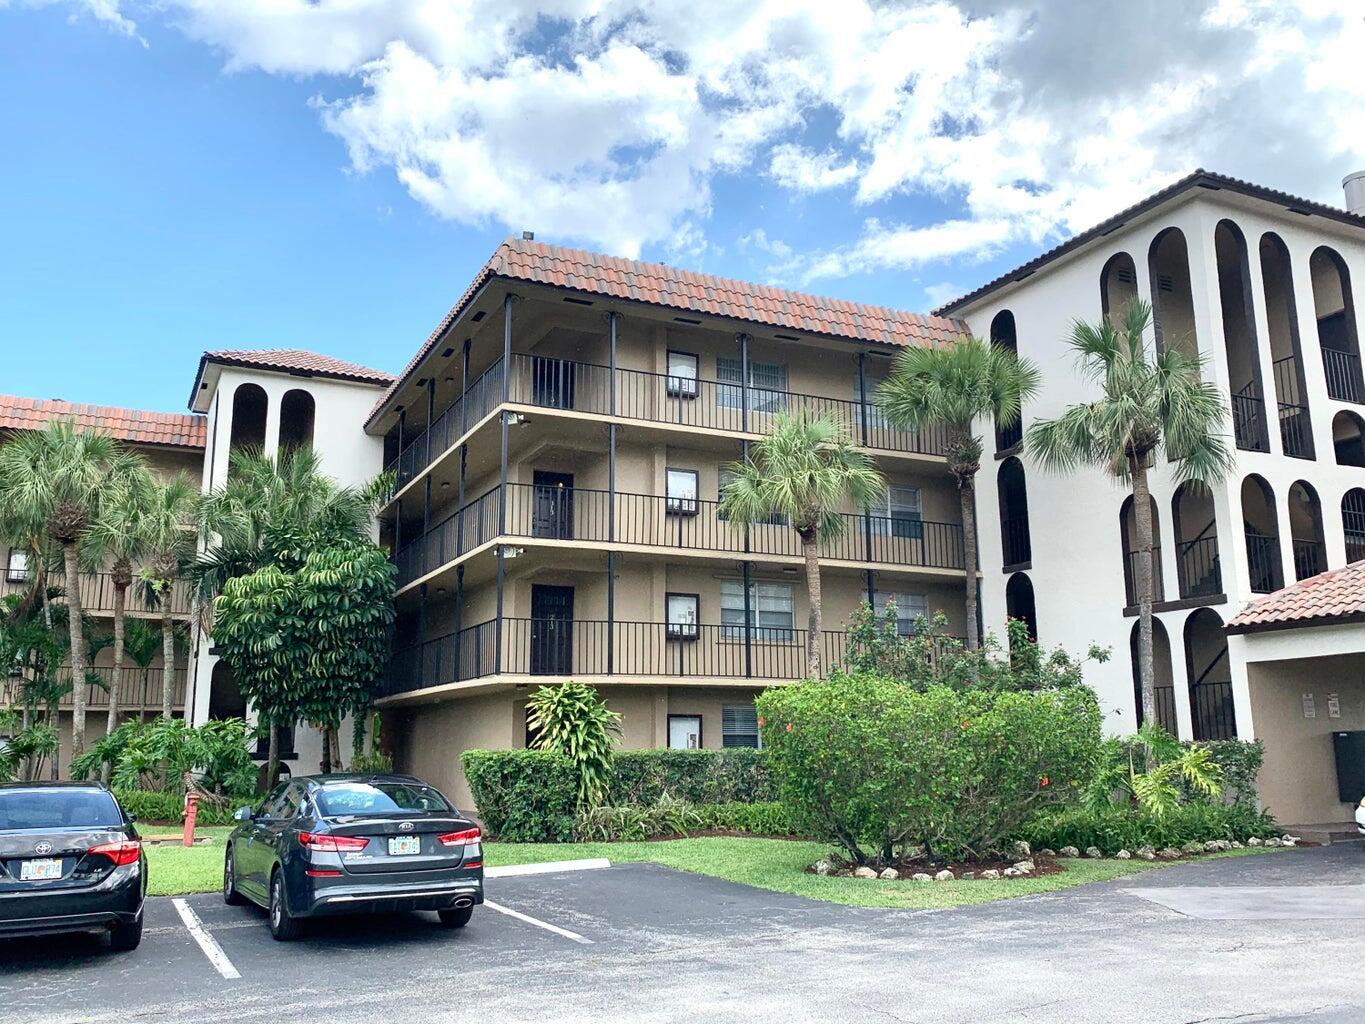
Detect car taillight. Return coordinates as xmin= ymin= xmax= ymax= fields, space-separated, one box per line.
xmin=437 ymin=827 xmax=481 ymax=848
xmin=298 ymin=832 xmax=369 ymax=852
xmin=87 ymin=840 xmax=141 ymax=867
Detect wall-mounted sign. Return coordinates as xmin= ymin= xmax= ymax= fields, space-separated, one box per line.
xmin=1327 ymin=693 xmax=1341 ymax=719
xmin=1302 ymin=692 xmax=1316 ymax=719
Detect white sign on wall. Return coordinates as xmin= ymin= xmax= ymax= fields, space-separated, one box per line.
xmin=1302 ymin=693 xmax=1316 ymax=719
xmin=1327 ymin=693 xmax=1341 ymax=719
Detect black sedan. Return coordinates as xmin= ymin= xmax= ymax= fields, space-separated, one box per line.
xmin=224 ymin=773 xmax=483 ymax=941
xmin=0 ymin=782 xmax=146 ymax=951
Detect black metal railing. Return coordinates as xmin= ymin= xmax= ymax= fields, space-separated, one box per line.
xmin=1347 ymin=529 xmax=1365 ymax=564
xmin=1177 ymin=531 xmax=1222 ymax=598
xmin=394 ymin=482 xmax=966 ymax=588
xmin=1244 ymin=529 xmax=1281 ymax=594
xmin=1271 ymin=356 xmax=1313 ymax=459
xmin=0 ymin=571 xmax=193 ymax=618
xmin=1135 ymin=683 xmax=1180 ymax=736
xmin=0 ymin=666 xmax=188 ymax=710
xmin=1292 ymin=537 xmax=1326 ymax=581
xmin=387 ymin=358 xmax=507 ymax=487
xmin=1001 ymin=514 xmax=1031 ymax=568
xmin=1123 ymin=549 xmax=1165 ymax=607
xmin=1230 ymin=384 xmax=1270 ymax=452
xmin=1322 ymin=347 xmax=1363 ymax=404
xmin=995 ymin=419 xmax=1022 ymax=453
xmin=1189 ymin=646 xmax=1237 ymax=741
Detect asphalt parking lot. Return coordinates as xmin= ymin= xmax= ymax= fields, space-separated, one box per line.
xmin=2 ymin=844 xmax=1363 ymax=1024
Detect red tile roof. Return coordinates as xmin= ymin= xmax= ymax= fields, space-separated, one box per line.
xmin=0 ymin=394 xmax=207 ymax=450
xmin=367 ymin=238 xmax=969 ymax=427
xmin=1226 ymin=560 xmax=1365 ymax=634
xmin=202 ymin=349 xmax=394 ymax=386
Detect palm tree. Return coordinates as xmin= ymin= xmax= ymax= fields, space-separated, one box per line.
xmin=1026 ymin=299 xmax=1234 ymax=725
xmin=122 ymin=619 xmax=162 ymax=724
xmin=136 ymin=476 xmax=200 ymax=720
xmin=877 ymin=337 xmax=1041 ymax=649
xmin=0 ymin=421 xmax=145 ymax=757
xmin=717 ymin=412 xmax=884 ymax=677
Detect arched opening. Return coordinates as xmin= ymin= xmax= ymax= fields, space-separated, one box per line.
xmin=1148 ymin=228 xmax=1200 ymax=366
xmin=1241 ymin=474 xmax=1282 ymax=593
xmin=1100 ymin=252 xmax=1139 ymax=324
xmin=208 ymin=661 xmax=246 ymax=721
xmin=1131 ymin=618 xmax=1177 ymax=735
xmin=1288 ymin=480 xmax=1326 ymax=580
xmin=1333 ymin=410 xmax=1365 ymax=467
xmin=1311 ymin=246 xmax=1364 ymax=404
xmin=1259 ymin=234 xmax=1314 ymax=458
xmin=278 ymin=388 xmax=316 ymax=452
xmin=1120 ymin=493 xmax=1165 ymax=606
xmin=990 ymin=311 xmax=1022 ymax=452
xmin=1005 ymin=571 xmax=1038 ymax=644
xmin=1183 ymin=608 xmax=1236 ymax=741
xmin=1172 ymin=482 xmax=1221 ymax=598
xmin=997 ymin=456 xmax=1031 ymax=569
xmin=229 ymin=383 xmax=267 ymax=451
xmin=1216 ymin=221 xmax=1269 ymax=452
xmin=1343 ymin=488 xmax=1365 ymax=563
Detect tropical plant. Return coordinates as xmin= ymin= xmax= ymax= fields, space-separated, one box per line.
xmin=121 ymin=619 xmax=164 ymax=724
xmin=71 ymin=716 xmax=256 ymax=796
xmin=876 ymin=336 xmax=1041 ymax=650
xmin=1086 ymin=723 xmax=1223 ymax=817
xmin=0 ymin=420 xmax=146 ymax=757
xmin=132 ymin=475 xmax=199 ymax=720
xmin=525 ymin=682 xmax=622 ymax=808
xmin=716 ymin=412 xmax=885 ymax=676
xmin=1026 ymin=299 xmax=1234 ymax=724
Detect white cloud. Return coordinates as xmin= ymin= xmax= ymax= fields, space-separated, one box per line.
xmin=22 ymin=0 xmax=1365 ymax=281
xmin=3 ymin=0 xmax=139 ymax=37
xmin=922 ymin=281 xmax=966 ymax=307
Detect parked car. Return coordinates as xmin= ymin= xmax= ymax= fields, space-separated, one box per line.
xmin=0 ymin=782 xmax=146 ymax=951
xmin=223 ymin=773 xmax=483 ymax=941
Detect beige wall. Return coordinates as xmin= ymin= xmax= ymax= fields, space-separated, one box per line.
xmin=1247 ymin=654 xmax=1365 ymax=824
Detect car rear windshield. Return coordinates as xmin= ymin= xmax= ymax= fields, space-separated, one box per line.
xmin=0 ymin=789 xmax=122 ymax=830
xmin=315 ymin=782 xmax=452 ymax=817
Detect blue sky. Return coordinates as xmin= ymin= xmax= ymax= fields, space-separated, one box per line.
xmin=2 ymin=1 xmax=1362 ymax=413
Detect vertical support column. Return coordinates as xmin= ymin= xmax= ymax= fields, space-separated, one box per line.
xmin=865 ymin=568 xmax=875 ymax=608
xmin=495 ymin=546 xmax=505 ymax=675
xmin=738 ymin=332 xmax=751 ymax=434
xmin=457 ymin=444 xmax=467 ymax=554
xmin=607 ymin=552 xmax=616 ymax=676
xmin=423 ymin=476 xmax=432 ymax=571
xmin=454 ymin=566 xmax=465 ymax=680
xmin=426 ymin=378 xmax=436 ymax=467
xmin=856 ymin=352 xmax=870 ymax=446
xmin=499 ymin=293 xmax=513 ymax=538
xmin=418 ymin=583 xmax=429 ymax=683
xmin=394 ymin=498 xmax=403 ymax=554
xmin=397 ymin=409 xmax=406 ymax=481
xmin=461 ymin=338 xmax=472 ymax=435
xmin=742 ymin=560 xmax=753 ymax=680
xmin=606 ymin=311 xmax=620 ymax=677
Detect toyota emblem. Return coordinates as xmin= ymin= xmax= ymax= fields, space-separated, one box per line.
xmin=398 ymin=821 xmax=414 ymax=832
xmin=34 ymin=842 xmax=52 ymax=855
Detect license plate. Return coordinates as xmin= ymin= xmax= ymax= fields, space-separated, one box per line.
xmin=387 ymin=836 xmax=421 ymax=856
xmin=20 ymin=858 xmax=62 ymax=881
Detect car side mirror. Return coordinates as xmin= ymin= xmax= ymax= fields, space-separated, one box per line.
xmin=234 ymin=806 xmax=255 ymax=822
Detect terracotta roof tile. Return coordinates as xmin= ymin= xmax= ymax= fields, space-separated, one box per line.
xmin=0 ymin=394 xmax=206 ymax=450
xmin=368 ymin=238 xmax=969 ymax=426
xmin=1226 ymin=560 xmax=1365 ymax=634
xmin=203 ymin=349 xmax=394 ymax=386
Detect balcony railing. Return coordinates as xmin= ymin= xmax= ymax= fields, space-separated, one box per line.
xmin=1000 ymin=515 xmax=1031 ymax=568
xmin=1322 ymin=347 xmax=1363 ymax=404
xmin=1244 ymin=530 xmax=1281 ymax=594
xmin=1177 ymin=533 xmax=1222 ymax=598
xmin=1 ymin=666 xmax=188 ymax=711
xmin=1291 ymin=537 xmax=1326 ymax=581
xmin=382 ymin=617 xmax=965 ymax=697
xmin=1189 ymin=679 xmax=1236 ymax=742
xmin=1347 ymin=529 xmax=1365 ymax=564
xmin=0 ymin=572 xmax=193 ymax=618
xmin=394 ymin=482 xmax=966 ymax=588
xmin=1230 ymin=384 xmax=1270 ymax=453
xmin=385 ymin=351 xmax=951 ymax=491
xmin=1123 ymin=549 xmax=1165 ymax=607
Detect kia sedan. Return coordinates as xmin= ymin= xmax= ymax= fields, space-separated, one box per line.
xmin=0 ymin=782 xmax=146 ymax=951
xmin=224 ymin=773 xmax=483 ymax=941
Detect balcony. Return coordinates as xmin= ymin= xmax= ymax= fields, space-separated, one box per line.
xmin=386 ymin=352 xmax=951 ymax=491
xmin=1322 ymin=347 xmax=1364 ymax=404
xmin=0 ymin=571 xmax=193 ymax=618
xmin=394 ymin=482 xmax=967 ymax=590
xmin=1 ymin=666 xmax=188 ymax=711
xmin=1176 ymin=533 xmax=1222 ymax=598
xmin=1229 ymin=385 xmax=1270 ymax=453
xmin=381 ymin=617 xmax=964 ymax=698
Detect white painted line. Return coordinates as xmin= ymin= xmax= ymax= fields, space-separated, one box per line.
xmin=485 ymin=858 xmax=611 ymax=878
xmin=483 ymin=900 xmax=593 ymax=944
xmin=172 ymin=898 xmax=242 ymax=980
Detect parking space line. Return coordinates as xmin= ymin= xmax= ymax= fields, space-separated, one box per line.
xmin=172 ymin=898 xmax=242 ymax=979
xmin=486 ymin=858 xmax=611 ymax=878
xmin=483 ymin=900 xmax=593 ymax=944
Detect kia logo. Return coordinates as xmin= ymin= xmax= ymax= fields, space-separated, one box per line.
xmin=398 ymin=822 xmax=414 ymax=832
xmin=34 ymin=842 xmax=52 ymax=855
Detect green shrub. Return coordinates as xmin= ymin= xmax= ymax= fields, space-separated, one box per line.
xmin=113 ymin=788 xmax=246 ymax=827
xmin=606 ymin=749 xmax=774 ymax=806
xmin=462 ymin=749 xmax=578 ymax=842
xmin=573 ymin=796 xmax=797 ymax=841
xmin=526 ymin=683 xmax=621 ymax=807
xmin=757 ymin=673 xmax=1102 ymax=865
xmin=72 ymin=717 xmax=256 ymax=796
xmin=1197 ymin=739 xmax=1263 ymax=808
xmin=1018 ymin=802 xmax=1280 ymax=853
xmin=693 ymin=801 xmax=797 ymax=836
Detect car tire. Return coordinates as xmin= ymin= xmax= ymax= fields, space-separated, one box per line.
xmin=109 ymin=912 xmax=143 ymax=952
xmin=268 ymin=870 xmax=301 ymax=942
xmin=223 ymin=848 xmax=245 ymax=906
xmin=437 ymin=906 xmax=474 ymax=929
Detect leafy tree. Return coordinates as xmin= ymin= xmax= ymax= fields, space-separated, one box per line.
xmin=134 ymin=475 xmax=199 ymax=720
xmin=1026 ymin=300 xmax=1233 ymax=725
xmin=525 ymin=683 xmax=622 ymax=808
xmin=717 ymin=412 xmax=884 ymax=677
xmin=71 ymin=716 xmax=256 ymax=797
xmin=0 ymin=420 xmax=146 ymax=757
xmin=1086 ymin=723 xmax=1222 ymax=817
xmin=876 ymin=337 xmax=1041 ymax=650
xmin=121 ymin=619 xmax=164 ymax=724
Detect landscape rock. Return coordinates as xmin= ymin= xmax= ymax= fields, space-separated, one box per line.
xmin=935 ymin=869 xmax=955 ymax=882
xmin=1058 ymin=846 xmax=1081 ymax=858
xmin=1135 ymin=845 xmax=1157 ymax=861
xmin=813 ymin=860 xmax=832 ymax=876
xmin=1084 ymin=846 xmax=1104 ymax=859
xmin=980 ymin=869 xmax=1001 ymax=880
xmin=1263 ymin=837 xmax=1282 ymax=847
xmin=1115 ymin=849 xmax=1132 ymax=860
xmin=911 ymin=873 xmax=934 ymax=882
xmin=1230 ymin=841 xmax=1244 ymax=849
xmin=1002 ymin=867 xmax=1023 ymax=878
xmin=879 ymin=868 xmax=899 ymax=880
xmin=1203 ymin=840 xmax=1222 ymax=852
xmin=1158 ymin=847 xmax=1183 ymax=860
xmin=1181 ymin=841 xmax=1205 ymax=855
xmin=1039 ymin=849 xmax=1057 ymax=857
xmin=959 ymin=871 xmax=975 ymax=881
xmin=854 ymin=866 xmax=879 ymax=879
xmin=1012 ymin=859 xmax=1035 ymax=874
xmin=1247 ymin=837 xmax=1263 ymax=847
xmin=1283 ymin=834 xmax=1301 ymax=845
xmin=1012 ymin=840 xmax=1032 ymax=858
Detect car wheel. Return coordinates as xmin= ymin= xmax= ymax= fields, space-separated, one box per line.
xmin=108 ymin=912 xmax=143 ymax=952
xmin=437 ymin=906 xmax=474 ymax=929
xmin=268 ymin=870 xmax=301 ymax=942
xmin=223 ymin=848 xmax=245 ymax=906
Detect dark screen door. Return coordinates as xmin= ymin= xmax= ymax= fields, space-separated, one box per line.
xmin=530 ymin=584 xmax=574 ymax=675
xmin=532 ymin=471 xmax=574 ymax=540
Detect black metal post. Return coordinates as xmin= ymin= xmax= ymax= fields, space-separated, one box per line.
xmin=857 ymin=352 xmax=869 ymax=446
xmin=495 ymin=546 xmax=505 ymax=675
xmin=609 ymin=312 xmax=618 ymax=417
xmin=418 ymin=583 xmax=428 ymax=682
xmin=461 ymin=338 xmax=471 ymax=435
xmin=457 ymin=444 xmax=467 ymax=555
xmin=742 ymin=561 xmax=753 ymax=679
xmin=426 ymin=378 xmax=435 ymax=465
xmin=394 ymin=497 xmax=403 ymax=553
xmin=499 ymin=294 xmax=513 ymax=539
xmin=454 ymin=565 xmax=464 ymax=680
xmin=738 ymin=333 xmax=751 ymax=434
xmin=606 ymin=552 xmax=615 ymax=675
xmin=865 ymin=568 xmax=875 ymax=608
xmin=608 ymin=311 xmax=618 ymax=545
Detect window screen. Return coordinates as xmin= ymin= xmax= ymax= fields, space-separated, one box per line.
xmin=717 ymin=357 xmax=787 ymax=412
xmin=720 ymin=581 xmax=794 ymax=641
xmin=874 ymin=591 xmax=929 ymax=634
xmin=871 ymin=485 xmax=923 ymax=538
xmin=722 ymin=704 xmax=761 ymax=748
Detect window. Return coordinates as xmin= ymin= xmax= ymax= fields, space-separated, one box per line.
xmin=720 ymin=580 xmax=794 ymax=641
xmin=717 ymin=356 xmax=787 ymax=412
xmin=5 ymin=549 xmax=28 ymax=584
xmin=722 ymin=703 xmax=761 ymax=748
xmin=667 ymin=350 xmax=698 ymax=399
xmin=666 ymin=468 xmax=699 ymax=515
xmin=666 ymin=593 xmax=700 ymax=640
xmin=315 ymin=781 xmax=452 ymax=817
xmin=870 ymin=485 xmax=923 ymax=538
xmin=874 ymin=591 xmax=929 ymax=635
xmin=668 ymin=714 xmax=702 ymax=749
xmin=718 ymin=468 xmax=786 ymax=526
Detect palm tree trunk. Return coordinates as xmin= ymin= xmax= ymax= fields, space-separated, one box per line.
xmin=321 ymin=724 xmax=333 ymax=775
xmin=1132 ymin=457 xmax=1158 ymax=728
xmin=959 ymin=475 xmax=980 ymax=650
xmin=161 ymin=609 xmax=175 ymax=721
xmin=48 ymin=698 xmax=59 ymax=781
xmin=63 ymin=541 xmax=89 ymax=762
xmin=331 ymin=725 xmax=343 ymax=772
xmin=801 ymin=531 xmax=823 ymax=677
xmin=103 ymin=581 xmax=127 ymax=784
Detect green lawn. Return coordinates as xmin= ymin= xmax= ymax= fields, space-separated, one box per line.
xmin=142 ymin=828 xmax=1273 ymax=908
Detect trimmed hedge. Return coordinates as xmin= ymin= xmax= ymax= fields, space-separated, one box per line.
xmin=693 ymin=800 xmax=796 ymax=836
xmin=606 ymin=748 xmax=774 ymax=806
xmin=1017 ymin=802 xmax=1280 ymax=854
xmin=573 ymin=799 xmax=797 ymax=842
xmin=113 ymin=789 xmax=248 ymax=827
xmin=462 ymin=749 xmax=578 ymax=842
